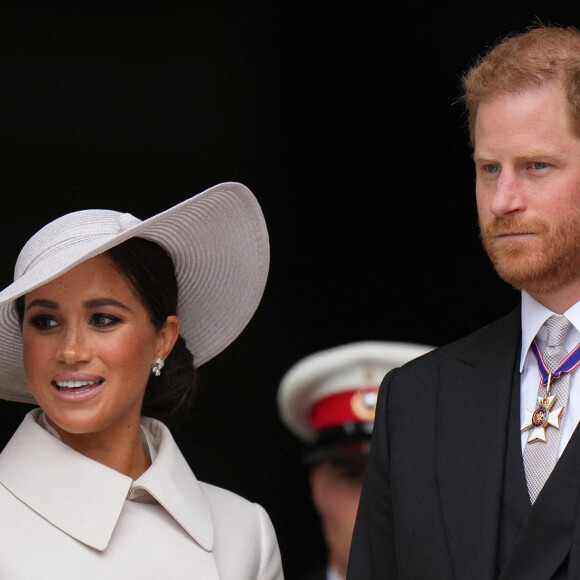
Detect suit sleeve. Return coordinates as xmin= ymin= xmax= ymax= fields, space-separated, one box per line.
xmin=347 ymin=370 xmax=398 ymax=579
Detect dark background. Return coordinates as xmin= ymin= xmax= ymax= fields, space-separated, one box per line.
xmin=0 ymin=2 xmax=577 ymax=578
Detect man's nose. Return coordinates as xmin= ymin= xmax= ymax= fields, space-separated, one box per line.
xmin=489 ymin=170 xmax=527 ymax=217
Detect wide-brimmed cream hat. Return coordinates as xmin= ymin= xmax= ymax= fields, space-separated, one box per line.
xmin=0 ymin=182 xmax=269 ymax=404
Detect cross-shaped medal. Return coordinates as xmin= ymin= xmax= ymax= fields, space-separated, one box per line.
xmin=521 ymin=374 xmax=564 ymax=443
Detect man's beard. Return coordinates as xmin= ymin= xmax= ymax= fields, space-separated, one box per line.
xmin=479 ymin=210 xmax=580 ymax=296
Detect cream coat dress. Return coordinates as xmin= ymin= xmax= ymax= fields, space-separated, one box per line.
xmin=0 ymin=409 xmax=284 ymax=579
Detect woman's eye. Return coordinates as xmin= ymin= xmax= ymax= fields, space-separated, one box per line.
xmin=28 ymin=315 xmax=59 ymax=330
xmin=90 ymin=313 xmax=122 ymax=328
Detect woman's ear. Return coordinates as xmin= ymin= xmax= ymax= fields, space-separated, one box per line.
xmin=156 ymin=315 xmax=180 ymax=360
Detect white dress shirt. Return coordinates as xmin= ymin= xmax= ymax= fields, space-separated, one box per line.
xmin=520 ymin=291 xmax=580 ymax=457
xmin=327 ymin=565 xmax=345 ymax=580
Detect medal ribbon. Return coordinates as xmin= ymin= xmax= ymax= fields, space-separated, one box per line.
xmin=531 ymin=339 xmax=580 ymax=386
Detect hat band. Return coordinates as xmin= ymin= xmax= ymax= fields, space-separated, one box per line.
xmin=309 ymin=387 xmax=378 ymax=432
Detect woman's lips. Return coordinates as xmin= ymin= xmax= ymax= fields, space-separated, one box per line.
xmin=54 ymin=379 xmax=102 ymax=391
xmin=51 ymin=379 xmax=104 ymax=401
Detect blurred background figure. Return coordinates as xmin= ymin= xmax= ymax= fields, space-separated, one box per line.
xmin=278 ymin=341 xmax=433 ymax=580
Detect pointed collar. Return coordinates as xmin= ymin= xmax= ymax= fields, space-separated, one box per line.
xmin=520 ymin=291 xmax=580 ymax=372
xmin=520 ymin=292 xmax=554 ymax=372
xmin=134 ymin=417 xmax=214 ymax=550
xmin=0 ymin=410 xmax=214 ymax=552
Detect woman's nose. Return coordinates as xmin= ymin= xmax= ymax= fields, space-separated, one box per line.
xmin=58 ymin=328 xmax=91 ymax=364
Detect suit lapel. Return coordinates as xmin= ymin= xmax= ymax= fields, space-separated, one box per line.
xmin=496 ymin=370 xmax=531 ymax=569
xmin=436 ymin=307 xmax=521 ymax=579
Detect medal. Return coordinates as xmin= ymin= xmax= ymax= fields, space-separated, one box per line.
xmin=521 ymin=338 xmax=580 ymax=443
xmin=521 ymin=374 xmax=564 ymax=442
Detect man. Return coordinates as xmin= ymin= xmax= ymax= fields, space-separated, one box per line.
xmin=348 ymin=25 xmax=580 ymax=579
xmin=278 ymin=341 xmax=432 ymax=580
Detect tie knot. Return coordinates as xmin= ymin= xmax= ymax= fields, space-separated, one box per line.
xmin=545 ymin=315 xmax=573 ymax=349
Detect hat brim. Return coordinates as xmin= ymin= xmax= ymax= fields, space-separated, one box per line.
xmin=0 ymin=182 xmax=269 ymax=404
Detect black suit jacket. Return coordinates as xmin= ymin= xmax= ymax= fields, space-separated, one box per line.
xmin=347 ymin=308 xmax=580 ymax=579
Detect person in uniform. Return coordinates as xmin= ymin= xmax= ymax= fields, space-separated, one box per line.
xmin=278 ymin=341 xmax=432 ymax=580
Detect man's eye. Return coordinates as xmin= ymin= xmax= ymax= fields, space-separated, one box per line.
xmin=28 ymin=315 xmax=59 ymax=330
xmin=90 ymin=313 xmax=122 ymax=328
xmin=485 ymin=164 xmax=500 ymax=174
xmin=531 ymin=162 xmax=548 ymax=170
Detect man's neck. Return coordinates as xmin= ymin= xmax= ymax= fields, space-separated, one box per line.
xmin=526 ymin=286 xmax=580 ymax=315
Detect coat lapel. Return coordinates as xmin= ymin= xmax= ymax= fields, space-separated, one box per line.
xmin=0 ymin=409 xmax=131 ymax=551
xmin=135 ymin=418 xmax=214 ymax=551
xmin=499 ymin=420 xmax=580 ymax=579
xmin=0 ymin=411 xmax=217 ymax=557
xmin=436 ymin=308 xmax=521 ymax=579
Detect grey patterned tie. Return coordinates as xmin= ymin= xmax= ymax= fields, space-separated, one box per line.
xmin=523 ymin=315 xmax=574 ymax=503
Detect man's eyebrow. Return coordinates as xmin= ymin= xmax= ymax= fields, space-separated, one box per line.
xmin=518 ymin=150 xmax=567 ymax=162
xmin=473 ymin=152 xmax=493 ymax=162
xmin=473 ymin=150 xmax=567 ymax=162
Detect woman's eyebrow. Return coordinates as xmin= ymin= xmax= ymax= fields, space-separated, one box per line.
xmin=25 ymin=299 xmax=58 ymax=312
xmin=83 ymin=298 xmax=132 ymax=312
xmin=25 ymin=297 xmax=132 ymax=313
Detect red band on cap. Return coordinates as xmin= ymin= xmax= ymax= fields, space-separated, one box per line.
xmin=309 ymin=388 xmax=378 ymax=432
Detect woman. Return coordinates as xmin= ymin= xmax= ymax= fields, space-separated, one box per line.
xmin=0 ymin=182 xmax=283 ymax=579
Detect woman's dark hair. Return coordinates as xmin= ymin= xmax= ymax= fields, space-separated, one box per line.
xmin=15 ymin=237 xmax=198 ymax=428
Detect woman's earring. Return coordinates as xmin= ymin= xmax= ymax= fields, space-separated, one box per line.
xmin=151 ymin=358 xmax=165 ymax=376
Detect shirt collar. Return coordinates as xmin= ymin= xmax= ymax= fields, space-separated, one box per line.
xmin=520 ymin=291 xmax=580 ymax=371
xmin=0 ymin=409 xmax=214 ymax=552
xmin=327 ymin=565 xmax=346 ymax=580
xmin=133 ymin=417 xmax=214 ymax=550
